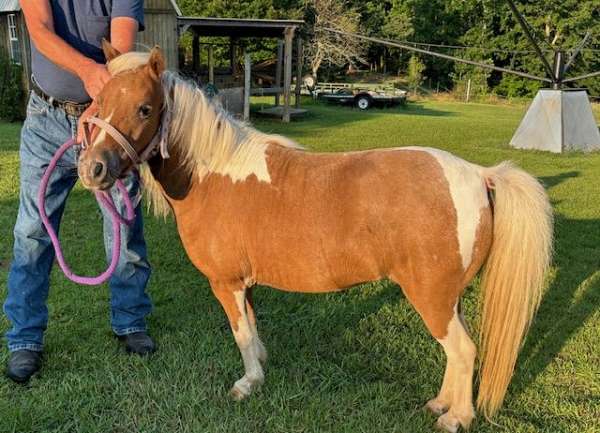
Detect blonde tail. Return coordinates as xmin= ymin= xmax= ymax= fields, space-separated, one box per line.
xmin=477 ymin=162 xmax=553 ymax=418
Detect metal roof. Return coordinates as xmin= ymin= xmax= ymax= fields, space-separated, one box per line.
xmin=0 ymin=0 xmax=20 ymax=13
xmin=178 ymin=16 xmax=304 ymax=38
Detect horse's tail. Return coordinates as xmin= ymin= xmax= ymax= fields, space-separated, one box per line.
xmin=476 ymin=162 xmax=553 ymax=418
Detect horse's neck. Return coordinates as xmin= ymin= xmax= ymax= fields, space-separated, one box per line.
xmin=149 ymin=143 xmax=195 ymax=203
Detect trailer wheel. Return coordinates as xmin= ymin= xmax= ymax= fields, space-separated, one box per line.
xmin=355 ymin=95 xmax=372 ymax=110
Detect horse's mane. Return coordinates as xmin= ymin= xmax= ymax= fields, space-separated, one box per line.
xmin=108 ymin=51 xmax=303 ymax=217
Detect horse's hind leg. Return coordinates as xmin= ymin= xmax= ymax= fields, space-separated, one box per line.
xmin=245 ymin=286 xmax=267 ymax=364
xmin=393 ymin=278 xmax=476 ymax=432
xmin=210 ymin=280 xmax=265 ymax=400
xmin=433 ymin=303 xmax=476 ymax=432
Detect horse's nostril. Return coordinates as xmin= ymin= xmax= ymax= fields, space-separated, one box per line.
xmin=92 ymin=161 xmax=105 ymax=179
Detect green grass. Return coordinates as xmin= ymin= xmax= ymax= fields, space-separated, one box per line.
xmin=0 ymin=98 xmax=599 ymax=433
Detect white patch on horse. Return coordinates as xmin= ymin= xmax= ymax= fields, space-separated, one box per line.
xmin=398 ymin=146 xmax=488 ymax=270
xmin=434 ymin=304 xmax=476 ymax=430
xmin=120 ymin=87 xmax=128 ymax=95
xmin=230 ymin=290 xmax=264 ymax=399
xmin=92 ymin=111 xmax=115 ymax=147
xmin=216 ymin=142 xmax=272 ymax=183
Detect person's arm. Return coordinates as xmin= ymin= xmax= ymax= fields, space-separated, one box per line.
xmin=77 ymin=17 xmax=139 ymax=143
xmin=20 ymin=0 xmax=111 ymax=99
xmin=110 ymin=17 xmax=139 ymax=53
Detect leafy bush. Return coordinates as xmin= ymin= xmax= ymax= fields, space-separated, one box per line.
xmin=451 ymin=51 xmax=492 ymax=101
xmin=406 ymin=55 xmax=425 ymax=95
xmin=0 ymin=51 xmax=24 ymax=122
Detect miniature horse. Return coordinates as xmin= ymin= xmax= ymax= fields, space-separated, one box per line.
xmin=78 ymin=43 xmax=553 ymax=433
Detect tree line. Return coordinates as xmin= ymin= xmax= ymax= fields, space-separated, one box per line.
xmin=177 ymin=0 xmax=600 ymax=97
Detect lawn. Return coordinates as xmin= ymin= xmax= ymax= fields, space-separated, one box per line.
xmin=0 ymin=98 xmax=598 ymax=433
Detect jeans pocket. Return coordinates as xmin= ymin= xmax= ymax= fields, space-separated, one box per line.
xmin=26 ymin=91 xmax=49 ymax=117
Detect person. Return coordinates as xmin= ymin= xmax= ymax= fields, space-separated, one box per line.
xmin=3 ymin=0 xmax=155 ymax=384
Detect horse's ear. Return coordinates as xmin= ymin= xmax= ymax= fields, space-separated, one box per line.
xmin=102 ymin=38 xmax=121 ymax=62
xmin=148 ymin=46 xmax=165 ymax=81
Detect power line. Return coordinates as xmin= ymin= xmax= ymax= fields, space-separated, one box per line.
xmin=324 ymin=28 xmax=552 ymax=83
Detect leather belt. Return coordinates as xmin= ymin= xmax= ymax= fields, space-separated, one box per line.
xmin=31 ymin=79 xmax=91 ymax=117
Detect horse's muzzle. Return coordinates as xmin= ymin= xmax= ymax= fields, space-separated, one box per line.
xmin=78 ymin=149 xmax=121 ymax=191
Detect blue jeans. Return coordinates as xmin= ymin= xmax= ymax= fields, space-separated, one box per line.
xmin=3 ymin=92 xmax=152 ymax=352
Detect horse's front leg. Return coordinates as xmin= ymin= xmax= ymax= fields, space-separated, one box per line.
xmin=210 ymin=280 xmax=265 ymax=400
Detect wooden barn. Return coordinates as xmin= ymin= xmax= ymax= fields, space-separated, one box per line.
xmin=0 ymin=0 xmax=180 ymax=93
xmin=0 ymin=0 xmax=32 ymax=92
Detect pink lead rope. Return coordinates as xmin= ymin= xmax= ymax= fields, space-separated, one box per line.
xmin=38 ymin=138 xmax=135 ymax=285
xmin=39 ymin=107 xmax=168 ymax=285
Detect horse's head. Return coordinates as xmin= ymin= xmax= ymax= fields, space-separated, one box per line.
xmin=78 ymin=41 xmax=165 ymax=191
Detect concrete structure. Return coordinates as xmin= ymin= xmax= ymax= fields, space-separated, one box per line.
xmin=510 ymin=89 xmax=600 ymax=153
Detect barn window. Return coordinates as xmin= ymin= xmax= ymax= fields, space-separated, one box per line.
xmin=7 ymin=14 xmax=21 ymax=65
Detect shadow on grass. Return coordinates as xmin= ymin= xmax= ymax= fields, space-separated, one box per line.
xmin=250 ymin=99 xmax=457 ymax=139
xmin=539 ymin=171 xmax=580 ymax=189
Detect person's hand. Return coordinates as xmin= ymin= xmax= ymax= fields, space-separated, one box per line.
xmin=78 ymin=61 xmax=111 ymax=99
xmin=77 ymin=101 xmax=98 ymax=144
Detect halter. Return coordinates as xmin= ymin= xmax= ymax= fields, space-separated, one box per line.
xmin=81 ymin=107 xmax=171 ymax=165
xmin=37 ymin=109 xmax=171 ymax=286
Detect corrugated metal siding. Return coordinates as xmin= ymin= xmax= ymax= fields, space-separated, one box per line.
xmin=0 ymin=0 xmax=19 ymax=13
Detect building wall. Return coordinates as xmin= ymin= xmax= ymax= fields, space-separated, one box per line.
xmin=0 ymin=12 xmax=32 ymax=94
xmin=138 ymin=0 xmax=179 ymax=70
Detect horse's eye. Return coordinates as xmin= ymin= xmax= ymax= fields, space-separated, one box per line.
xmin=138 ymin=104 xmax=152 ymax=119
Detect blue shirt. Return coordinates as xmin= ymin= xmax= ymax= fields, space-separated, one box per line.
xmin=31 ymin=0 xmax=144 ymax=104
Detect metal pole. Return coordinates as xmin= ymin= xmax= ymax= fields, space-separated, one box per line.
xmin=552 ymin=51 xmax=565 ymax=90
xmin=562 ymin=70 xmax=600 ymax=84
xmin=323 ymin=28 xmax=552 ymax=83
xmin=505 ymin=0 xmax=555 ymax=81
xmin=564 ymin=31 xmax=591 ymax=74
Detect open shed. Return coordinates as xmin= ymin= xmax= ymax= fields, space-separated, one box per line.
xmin=178 ymin=17 xmax=305 ymax=122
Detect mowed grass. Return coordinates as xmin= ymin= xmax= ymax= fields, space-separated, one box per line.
xmin=0 ymin=98 xmax=599 ymax=433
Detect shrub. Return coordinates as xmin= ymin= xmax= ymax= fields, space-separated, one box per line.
xmin=406 ymin=55 xmax=425 ymax=95
xmin=0 ymin=50 xmax=24 ymax=122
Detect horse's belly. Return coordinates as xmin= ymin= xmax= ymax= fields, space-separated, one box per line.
xmin=253 ymin=242 xmax=386 ymax=293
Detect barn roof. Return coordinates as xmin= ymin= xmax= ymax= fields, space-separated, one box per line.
xmin=0 ymin=0 xmax=20 ymax=13
xmin=178 ymin=16 xmax=304 ymax=38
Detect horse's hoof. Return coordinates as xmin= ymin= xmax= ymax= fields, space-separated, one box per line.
xmin=229 ymin=385 xmax=248 ymax=401
xmin=425 ymin=398 xmax=449 ymax=416
xmin=435 ymin=413 xmax=460 ymax=433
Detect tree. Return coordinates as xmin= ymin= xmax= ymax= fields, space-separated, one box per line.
xmin=304 ymin=0 xmax=367 ymax=80
xmin=407 ymin=54 xmax=425 ymax=95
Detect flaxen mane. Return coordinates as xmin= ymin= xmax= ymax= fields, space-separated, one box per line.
xmin=108 ymin=52 xmax=302 ymax=217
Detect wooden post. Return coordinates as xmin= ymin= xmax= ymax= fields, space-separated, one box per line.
xmin=192 ymin=33 xmax=200 ymax=74
xmin=244 ymin=52 xmax=252 ymax=122
xmin=466 ymin=78 xmax=472 ymax=102
xmin=275 ymin=40 xmax=283 ymax=106
xmin=282 ymin=27 xmax=295 ymax=123
xmin=230 ymin=38 xmax=239 ymax=76
xmin=208 ymin=45 xmax=214 ymax=84
xmin=295 ymin=37 xmax=303 ymax=109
